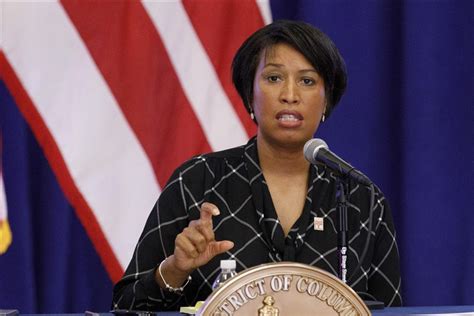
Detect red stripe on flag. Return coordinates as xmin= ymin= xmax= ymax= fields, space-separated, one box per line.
xmin=61 ymin=1 xmax=211 ymax=186
xmin=0 ymin=51 xmax=123 ymax=282
xmin=182 ymin=0 xmax=262 ymax=137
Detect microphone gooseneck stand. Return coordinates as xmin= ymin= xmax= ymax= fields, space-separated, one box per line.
xmin=340 ymin=182 xmax=384 ymax=310
xmin=336 ymin=178 xmax=349 ymax=283
xmin=336 ymin=179 xmax=377 ymax=285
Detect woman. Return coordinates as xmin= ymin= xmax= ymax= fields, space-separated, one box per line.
xmin=112 ymin=20 xmax=402 ymax=311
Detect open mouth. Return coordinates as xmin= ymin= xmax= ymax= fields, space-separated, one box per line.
xmin=276 ymin=110 xmax=303 ymax=121
xmin=278 ymin=114 xmax=300 ymax=122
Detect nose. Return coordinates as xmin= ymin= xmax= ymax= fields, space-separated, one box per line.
xmin=279 ymin=80 xmax=300 ymax=105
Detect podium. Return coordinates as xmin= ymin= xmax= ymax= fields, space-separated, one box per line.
xmin=197 ymin=262 xmax=370 ymax=316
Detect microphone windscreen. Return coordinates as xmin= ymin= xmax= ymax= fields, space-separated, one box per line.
xmin=303 ymin=138 xmax=328 ymax=164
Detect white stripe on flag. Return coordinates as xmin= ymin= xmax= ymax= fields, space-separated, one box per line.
xmin=2 ymin=1 xmax=159 ymax=268
xmin=0 ymin=173 xmax=7 ymax=223
xmin=0 ymin=171 xmax=12 ymax=254
xmin=0 ymin=132 xmax=11 ymax=254
xmin=142 ymin=0 xmax=249 ymax=151
xmin=256 ymin=0 xmax=273 ymax=25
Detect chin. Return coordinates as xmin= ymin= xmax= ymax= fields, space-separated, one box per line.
xmin=275 ymin=134 xmax=310 ymax=150
xmin=259 ymin=126 xmax=314 ymax=149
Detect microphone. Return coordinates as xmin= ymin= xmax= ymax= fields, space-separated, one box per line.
xmin=303 ymin=138 xmax=372 ymax=186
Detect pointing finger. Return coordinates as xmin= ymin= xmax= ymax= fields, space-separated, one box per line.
xmin=200 ymin=202 xmax=220 ymax=222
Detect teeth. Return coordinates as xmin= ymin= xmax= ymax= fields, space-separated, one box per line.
xmin=279 ymin=114 xmax=299 ymax=121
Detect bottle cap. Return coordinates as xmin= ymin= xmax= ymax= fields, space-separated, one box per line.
xmin=220 ymin=259 xmax=236 ymax=269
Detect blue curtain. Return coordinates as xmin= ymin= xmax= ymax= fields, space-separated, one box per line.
xmin=271 ymin=0 xmax=474 ymax=306
xmin=1 ymin=0 xmax=473 ymax=312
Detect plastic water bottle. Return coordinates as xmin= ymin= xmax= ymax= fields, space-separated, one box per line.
xmin=212 ymin=260 xmax=237 ymax=290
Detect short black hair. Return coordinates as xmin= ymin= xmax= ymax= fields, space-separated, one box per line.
xmin=232 ymin=20 xmax=347 ymax=119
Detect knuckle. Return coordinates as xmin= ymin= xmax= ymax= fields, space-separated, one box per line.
xmin=183 ymin=226 xmax=194 ymax=235
xmin=189 ymin=249 xmax=199 ymax=258
xmin=195 ymin=234 xmax=206 ymax=244
xmin=189 ymin=220 xmax=199 ymax=227
xmin=175 ymin=233 xmax=183 ymax=243
xmin=201 ymin=227 xmax=214 ymax=240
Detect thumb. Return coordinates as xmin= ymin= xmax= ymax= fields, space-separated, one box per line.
xmin=208 ymin=240 xmax=234 ymax=257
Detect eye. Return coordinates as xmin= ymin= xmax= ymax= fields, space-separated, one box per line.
xmin=301 ymin=78 xmax=315 ymax=86
xmin=266 ymin=75 xmax=281 ymax=83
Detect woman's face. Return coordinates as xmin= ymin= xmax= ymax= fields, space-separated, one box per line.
xmin=252 ymin=43 xmax=326 ymax=150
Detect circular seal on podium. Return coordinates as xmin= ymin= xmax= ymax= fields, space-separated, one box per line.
xmin=197 ymin=262 xmax=370 ymax=316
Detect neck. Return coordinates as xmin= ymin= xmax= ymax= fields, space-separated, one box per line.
xmin=257 ymin=136 xmax=310 ymax=176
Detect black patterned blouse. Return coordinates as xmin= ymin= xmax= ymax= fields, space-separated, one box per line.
xmin=113 ymin=137 xmax=402 ymax=311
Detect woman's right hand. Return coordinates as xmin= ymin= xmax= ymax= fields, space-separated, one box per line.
xmin=172 ymin=202 xmax=234 ymax=273
xmin=156 ymin=202 xmax=234 ymax=288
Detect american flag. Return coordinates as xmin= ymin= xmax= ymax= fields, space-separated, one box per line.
xmin=0 ymin=132 xmax=11 ymax=254
xmin=0 ymin=0 xmax=270 ymax=283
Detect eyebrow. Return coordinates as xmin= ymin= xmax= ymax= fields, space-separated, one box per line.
xmin=263 ymin=63 xmax=318 ymax=74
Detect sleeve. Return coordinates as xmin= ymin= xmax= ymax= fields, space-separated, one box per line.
xmin=367 ymin=193 xmax=403 ymax=307
xmin=111 ymin=159 xmax=202 ymax=311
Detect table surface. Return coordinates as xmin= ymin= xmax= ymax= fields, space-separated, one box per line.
xmin=373 ymin=305 xmax=474 ymax=315
xmin=15 ymin=306 xmax=474 ymax=316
